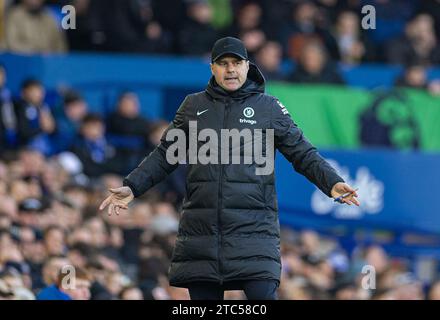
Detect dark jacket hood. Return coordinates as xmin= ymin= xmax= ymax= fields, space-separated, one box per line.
xmin=205 ymin=62 xmax=265 ymax=101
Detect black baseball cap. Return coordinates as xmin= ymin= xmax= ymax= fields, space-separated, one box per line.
xmin=211 ymin=37 xmax=248 ymax=63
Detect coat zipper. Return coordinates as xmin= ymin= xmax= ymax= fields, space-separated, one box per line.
xmin=217 ymin=99 xmax=229 ymax=285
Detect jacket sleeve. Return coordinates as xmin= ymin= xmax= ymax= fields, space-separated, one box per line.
xmin=123 ymin=96 xmax=190 ymax=197
xmin=271 ymin=98 xmax=344 ymax=197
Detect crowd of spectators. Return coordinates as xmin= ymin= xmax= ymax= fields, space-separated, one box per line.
xmin=1 ymin=162 xmax=440 ymax=301
xmin=0 ymin=64 xmax=151 ymax=171
xmin=0 ymin=0 xmax=439 ymax=87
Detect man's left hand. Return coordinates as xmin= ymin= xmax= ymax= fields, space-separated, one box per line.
xmin=331 ymin=182 xmax=360 ymax=206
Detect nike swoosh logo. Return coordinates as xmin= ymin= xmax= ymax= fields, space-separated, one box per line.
xmin=197 ymin=109 xmax=209 ymax=116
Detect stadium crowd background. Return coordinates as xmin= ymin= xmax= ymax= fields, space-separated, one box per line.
xmin=0 ymin=0 xmax=439 ymax=300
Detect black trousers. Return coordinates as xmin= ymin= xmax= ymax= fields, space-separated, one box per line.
xmin=188 ymin=280 xmax=278 ymax=300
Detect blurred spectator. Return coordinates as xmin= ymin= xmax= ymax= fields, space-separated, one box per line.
xmin=333 ymin=10 xmax=376 ymax=64
xmin=62 ymin=182 xmax=89 ymax=211
xmin=41 ymin=256 xmax=70 ymax=285
xmin=363 ymin=245 xmax=390 ymax=276
xmin=390 ymin=273 xmax=424 ymax=300
xmin=64 ymin=0 xmax=97 ymax=52
xmin=43 ymin=226 xmax=67 ymax=257
xmin=37 ymin=266 xmax=91 ymax=300
xmin=136 ymin=0 xmax=173 ymax=54
xmin=16 ymin=198 xmax=46 ymax=229
xmin=393 ymin=63 xmax=440 ymax=96
xmin=227 ymin=1 xmax=264 ymax=36
xmin=36 ymin=255 xmax=70 ymax=290
xmin=418 ymin=0 xmax=440 ymax=40
xmin=428 ymin=80 xmax=440 ymax=97
xmin=71 ymin=114 xmax=122 ymax=177
xmin=18 ymin=147 xmax=46 ymax=178
xmin=254 ymin=41 xmax=285 ymax=81
xmin=151 ymin=0 xmax=186 ymax=38
xmin=395 ymin=64 xmax=429 ymax=89
xmin=91 ymin=0 xmax=172 ymax=53
xmin=148 ymin=120 xmax=169 ymax=148
xmin=386 ymin=13 xmax=440 ymax=67
xmin=120 ymin=201 xmax=153 ymax=265
xmin=106 ymin=92 xmax=152 ymax=174
xmin=119 ymin=285 xmax=144 ymax=300
xmin=333 ymin=283 xmax=360 ymax=300
xmin=137 ymin=244 xmax=170 ymax=299
xmin=240 ymin=29 xmax=266 ymax=61
xmin=0 ymin=267 xmax=35 ymax=300
xmin=5 ymin=0 xmax=67 ymax=54
xmin=52 ymin=90 xmax=88 ymax=153
xmin=288 ymin=40 xmax=345 ymax=84
xmin=13 ymin=79 xmax=55 ymax=155
xmin=105 ymin=272 xmax=131 ymax=297
xmin=0 ymin=64 xmax=16 ymax=150
xmin=62 ymin=0 xmax=129 ymax=53
xmin=179 ymin=0 xmax=218 ymax=57
xmin=18 ymin=226 xmax=46 ymax=289
xmin=314 ymin=0 xmax=358 ymax=26
xmin=224 ymin=2 xmax=266 ymax=60
xmin=82 ymin=258 xmax=111 ymax=299
xmin=278 ymin=1 xmax=338 ymax=61
xmin=428 ymin=281 xmax=440 ymax=300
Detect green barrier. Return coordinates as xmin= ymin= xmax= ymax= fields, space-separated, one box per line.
xmin=267 ymin=83 xmax=440 ymax=151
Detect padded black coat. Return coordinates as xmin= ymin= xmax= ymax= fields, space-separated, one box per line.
xmin=123 ymin=63 xmax=344 ymax=288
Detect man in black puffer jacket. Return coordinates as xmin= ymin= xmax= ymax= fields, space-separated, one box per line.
xmin=99 ymin=37 xmax=360 ymax=300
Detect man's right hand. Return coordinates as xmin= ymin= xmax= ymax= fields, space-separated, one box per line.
xmin=99 ymin=186 xmax=134 ymax=216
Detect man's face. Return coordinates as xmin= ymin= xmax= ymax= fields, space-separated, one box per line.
xmin=23 ymin=85 xmax=45 ymax=106
xmin=43 ymin=258 xmax=70 ymax=285
xmin=118 ymin=94 xmax=139 ymax=118
xmin=121 ymin=287 xmax=143 ymax=300
xmin=45 ymin=229 xmax=65 ymax=256
xmin=301 ymin=44 xmax=325 ymax=75
xmin=66 ymin=101 xmax=87 ymax=122
xmin=65 ymin=278 xmax=91 ymax=300
xmin=81 ymin=121 xmax=104 ymax=140
xmin=211 ymin=56 xmax=249 ymax=92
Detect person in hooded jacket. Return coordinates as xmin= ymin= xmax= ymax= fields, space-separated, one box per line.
xmin=99 ymin=37 xmax=359 ymax=300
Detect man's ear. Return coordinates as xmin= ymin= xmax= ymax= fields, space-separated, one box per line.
xmin=246 ymin=60 xmax=250 ymax=71
xmin=210 ymin=63 xmax=214 ymax=75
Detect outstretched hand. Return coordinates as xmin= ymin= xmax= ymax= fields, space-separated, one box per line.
xmin=99 ymin=186 xmax=134 ymax=216
xmin=331 ymin=182 xmax=360 ymax=206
